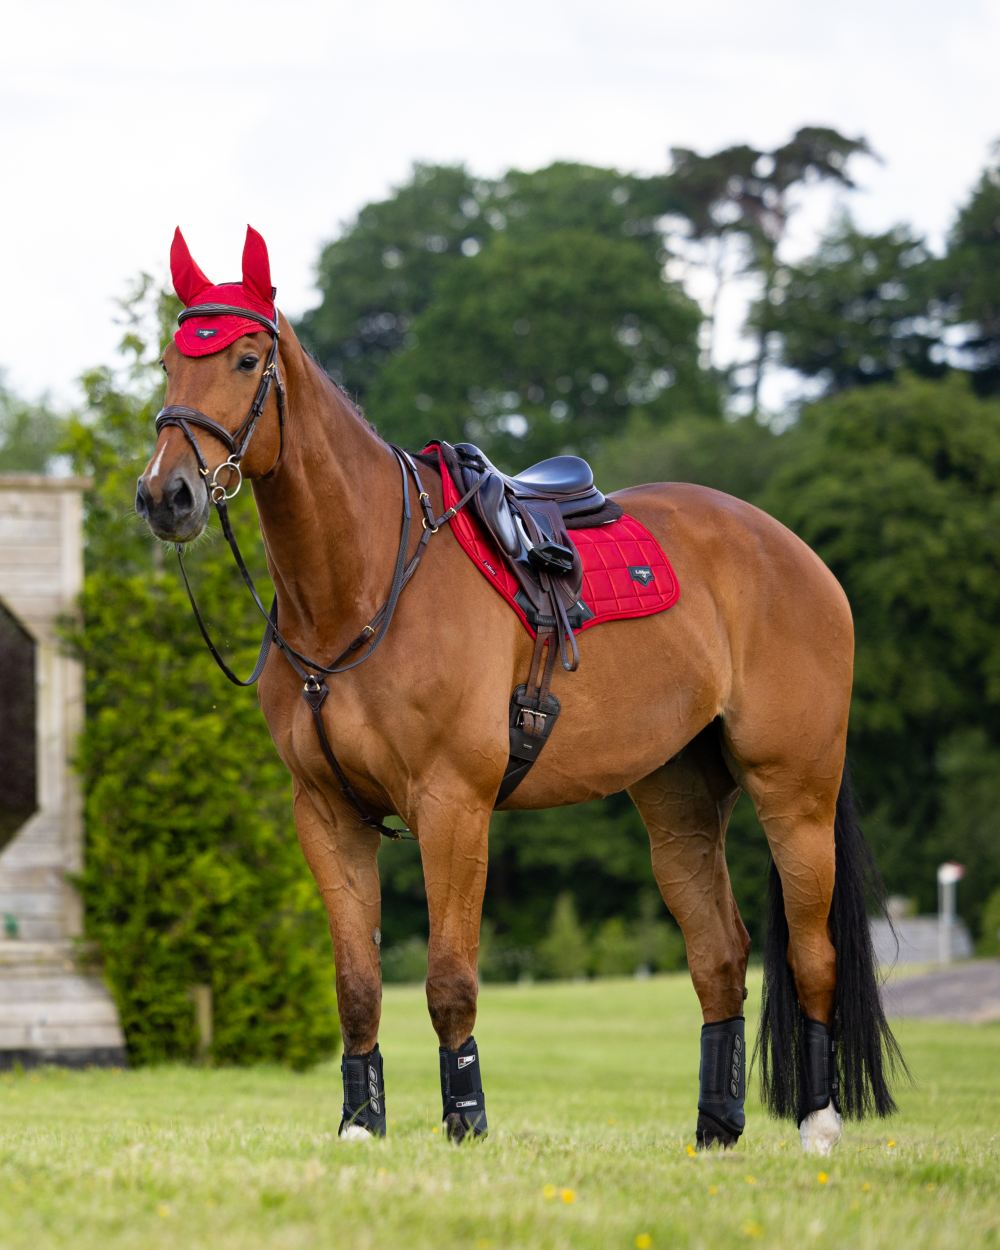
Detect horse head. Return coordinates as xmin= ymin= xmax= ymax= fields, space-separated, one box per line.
xmin=136 ymin=225 xmax=285 ymax=542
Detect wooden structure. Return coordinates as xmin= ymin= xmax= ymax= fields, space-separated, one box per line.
xmin=0 ymin=476 xmax=125 ymax=1066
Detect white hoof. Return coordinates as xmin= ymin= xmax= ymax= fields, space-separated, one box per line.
xmin=799 ymin=1102 xmax=843 ymax=1155
xmin=339 ymin=1123 xmax=373 ymax=1142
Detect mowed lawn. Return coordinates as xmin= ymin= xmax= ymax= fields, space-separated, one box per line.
xmin=1 ymin=973 xmax=998 ymax=1250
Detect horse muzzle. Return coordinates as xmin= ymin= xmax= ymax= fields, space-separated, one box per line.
xmin=135 ymin=467 xmax=210 ymax=542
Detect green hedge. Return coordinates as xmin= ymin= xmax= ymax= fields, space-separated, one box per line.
xmin=67 ymin=293 xmax=339 ymax=1067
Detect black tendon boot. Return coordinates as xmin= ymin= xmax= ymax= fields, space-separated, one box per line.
xmin=439 ymin=1035 xmax=488 ymax=1142
xmin=800 ymin=1018 xmax=839 ymax=1122
xmin=696 ymin=1017 xmax=746 ymax=1148
xmin=339 ymin=1044 xmax=387 ymax=1138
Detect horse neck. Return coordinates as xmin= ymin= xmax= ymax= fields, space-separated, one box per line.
xmin=251 ymin=333 xmax=402 ymax=647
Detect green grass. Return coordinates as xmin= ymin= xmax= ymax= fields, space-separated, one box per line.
xmin=1 ymin=973 xmax=998 ymax=1249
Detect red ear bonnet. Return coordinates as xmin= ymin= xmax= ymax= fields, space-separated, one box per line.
xmin=171 ymin=225 xmax=277 ymax=358
xmin=170 ymin=228 xmax=213 ymax=305
xmin=241 ymin=225 xmax=273 ymax=305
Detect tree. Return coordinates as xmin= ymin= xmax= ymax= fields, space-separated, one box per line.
xmin=759 ymin=374 xmax=1000 ymax=920
xmin=537 ymin=893 xmax=590 ymax=979
xmin=764 ymin=217 xmax=945 ymax=394
xmin=661 ymin=127 xmax=876 ymax=411
xmin=653 ymin=143 xmax=766 ymax=370
xmin=64 ymin=278 xmax=339 ymax=1066
xmin=297 ymin=160 xmax=681 ymax=438
xmin=298 ymin=164 xmax=486 ymax=402
xmin=369 ymin=229 xmax=714 ymax=465
xmin=0 ymin=371 xmax=67 ymax=473
xmin=593 ymin=411 xmax=782 ymax=502
xmin=941 ymin=149 xmax=1000 ymax=395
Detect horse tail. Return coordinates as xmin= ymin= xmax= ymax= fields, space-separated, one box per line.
xmin=756 ymin=761 xmax=907 ymax=1120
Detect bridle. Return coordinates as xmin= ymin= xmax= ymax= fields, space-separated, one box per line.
xmin=155 ymin=304 xmax=286 ymax=503
xmin=152 ymin=302 xmax=483 ymax=837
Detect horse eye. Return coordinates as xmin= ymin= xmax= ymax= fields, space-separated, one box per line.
xmin=238 ymin=355 xmax=260 ymax=372
xmin=159 ymin=358 xmax=167 ymax=374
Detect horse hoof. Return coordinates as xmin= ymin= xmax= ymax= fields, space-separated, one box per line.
xmin=339 ymin=1123 xmax=374 ymax=1142
xmin=799 ymin=1102 xmax=843 ymax=1155
xmin=696 ymin=1111 xmax=741 ymax=1150
xmin=443 ymin=1112 xmax=487 ymax=1144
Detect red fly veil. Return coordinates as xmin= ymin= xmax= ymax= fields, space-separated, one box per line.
xmin=170 ymin=225 xmax=277 ymax=357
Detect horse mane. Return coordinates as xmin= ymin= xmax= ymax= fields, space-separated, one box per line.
xmin=299 ymin=346 xmax=385 ymax=442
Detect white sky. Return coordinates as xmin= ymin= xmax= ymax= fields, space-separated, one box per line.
xmin=2 ymin=0 xmax=997 ymax=405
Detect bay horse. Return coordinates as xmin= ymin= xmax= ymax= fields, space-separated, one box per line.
xmin=136 ymin=226 xmax=902 ymax=1153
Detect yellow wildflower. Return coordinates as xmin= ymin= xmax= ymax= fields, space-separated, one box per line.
xmin=685 ymin=1144 xmax=697 ymax=1157
xmin=817 ymin=1172 xmax=829 ymax=1185
xmin=542 ymin=1184 xmax=557 ymax=1200
xmin=636 ymin=1235 xmax=653 ymax=1250
xmin=560 ymin=1188 xmax=576 ymax=1204
xmin=742 ymin=1221 xmax=764 ymax=1240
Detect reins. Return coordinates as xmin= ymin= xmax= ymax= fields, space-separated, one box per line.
xmin=155 ymin=308 xmax=483 ymax=838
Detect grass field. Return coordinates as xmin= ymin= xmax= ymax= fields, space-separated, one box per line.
xmin=1 ymin=973 xmax=998 ymax=1250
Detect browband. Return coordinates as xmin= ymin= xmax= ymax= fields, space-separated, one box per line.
xmin=178 ymin=303 xmax=279 ymax=335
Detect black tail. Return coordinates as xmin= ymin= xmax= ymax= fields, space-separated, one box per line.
xmin=756 ymin=762 xmax=907 ymax=1120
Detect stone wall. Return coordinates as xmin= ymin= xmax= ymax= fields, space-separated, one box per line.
xmin=0 ymin=476 xmax=125 ymax=1065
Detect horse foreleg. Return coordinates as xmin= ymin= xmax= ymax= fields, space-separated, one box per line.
xmin=292 ymin=784 xmax=385 ymax=1140
xmin=416 ymin=795 xmax=491 ymax=1143
xmin=628 ymin=727 xmax=749 ymax=1150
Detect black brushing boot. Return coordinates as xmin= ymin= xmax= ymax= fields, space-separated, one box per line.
xmin=696 ymin=1017 xmax=746 ymax=1149
xmin=800 ymin=1018 xmax=840 ymax=1122
xmin=339 ymin=1044 xmax=387 ymax=1138
xmin=440 ymin=1035 xmax=488 ymax=1142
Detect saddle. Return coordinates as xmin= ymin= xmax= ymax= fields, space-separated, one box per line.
xmin=436 ymin=441 xmax=622 ymax=803
xmin=443 ymin=442 xmax=621 ymax=661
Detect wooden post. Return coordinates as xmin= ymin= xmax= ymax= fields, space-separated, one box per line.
xmin=191 ymin=984 xmax=213 ymax=1063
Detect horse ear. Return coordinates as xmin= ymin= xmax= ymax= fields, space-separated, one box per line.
xmin=242 ymin=225 xmax=274 ymax=304
xmin=170 ymin=227 xmax=213 ymax=305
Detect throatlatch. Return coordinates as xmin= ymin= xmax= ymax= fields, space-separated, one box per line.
xmin=800 ymin=1017 xmax=839 ymax=1121
xmin=697 ymin=1016 xmax=746 ymax=1148
xmin=339 ymin=1044 xmax=387 ymax=1137
xmin=439 ymin=1035 xmax=488 ymax=1141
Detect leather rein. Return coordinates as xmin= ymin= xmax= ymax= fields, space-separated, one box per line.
xmin=154 ymin=305 xmax=483 ymax=837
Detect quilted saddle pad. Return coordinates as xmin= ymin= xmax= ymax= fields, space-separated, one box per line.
xmin=425 ymin=443 xmax=680 ymax=637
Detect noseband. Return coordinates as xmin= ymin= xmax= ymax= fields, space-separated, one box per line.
xmin=154 ymin=304 xmax=286 ymax=502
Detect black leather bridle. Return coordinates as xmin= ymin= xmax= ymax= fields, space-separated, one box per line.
xmin=153 ymin=304 xmax=483 ymax=836
xmin=155 ymin=303 xmax=286 ymax=502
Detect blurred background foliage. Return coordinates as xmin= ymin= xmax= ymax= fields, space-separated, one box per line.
xmin=4 ymin=127 xmax=999 ymax=1060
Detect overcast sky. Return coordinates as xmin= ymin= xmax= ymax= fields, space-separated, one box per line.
xmin=2 ymin=0 xmax=996 ymax=404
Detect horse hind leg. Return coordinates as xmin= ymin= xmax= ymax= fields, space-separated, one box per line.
xmin=739 ymin=751 xmax=904 ymax=1155
xmin=628 ymin=724 xmax=750 ymax=1150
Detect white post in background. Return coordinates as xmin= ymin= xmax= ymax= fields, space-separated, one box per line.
xmin=937 ymin=862 xmax=965 ymax=965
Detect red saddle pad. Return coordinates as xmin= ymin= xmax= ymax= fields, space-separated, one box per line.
xmin=425 ymin=444 xmax=680 ymax=637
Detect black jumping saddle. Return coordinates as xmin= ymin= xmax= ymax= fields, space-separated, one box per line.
xmin=446 ymin=442 xmax=621 ymax=644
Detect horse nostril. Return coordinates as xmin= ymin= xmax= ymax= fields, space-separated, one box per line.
xmin=135 ymin=477 xmax=152 ymax=517
xmin=165 ymin=474 xmax=194 ymax=514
